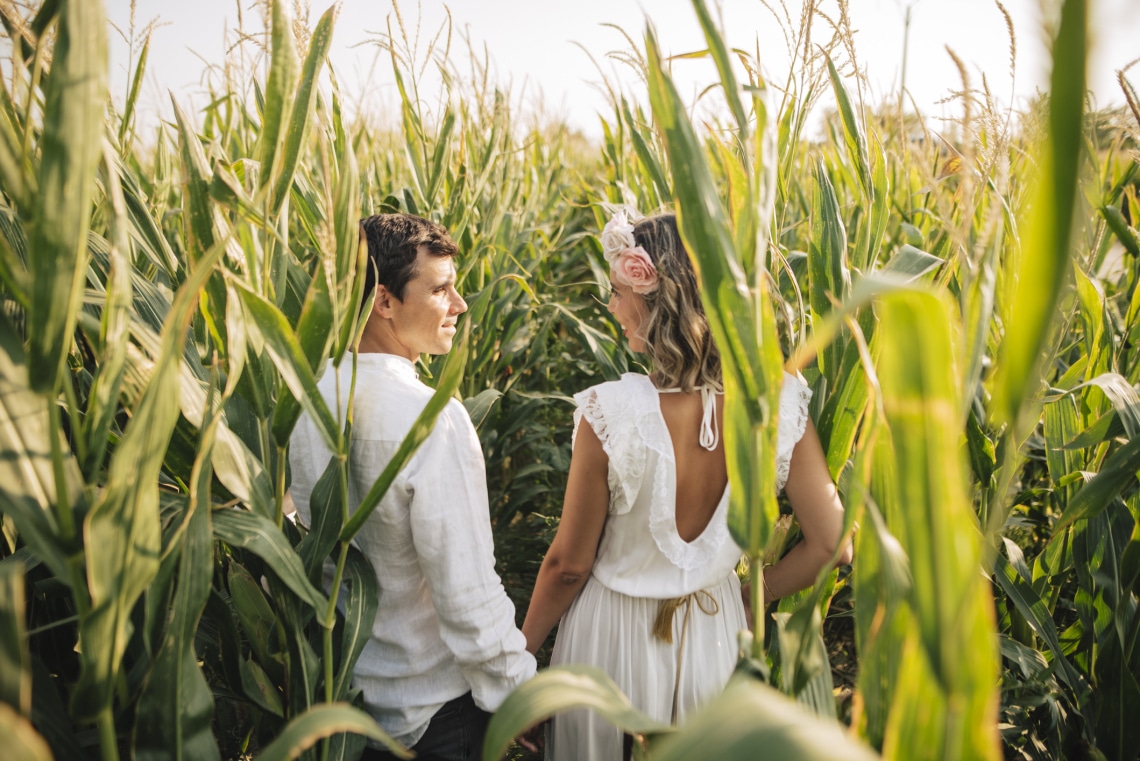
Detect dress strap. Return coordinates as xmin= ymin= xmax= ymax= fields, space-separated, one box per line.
xmin=658 ymin=385 xmax=720 ymax=452
xmin=698 ymin=386 xmax=719 ymax=452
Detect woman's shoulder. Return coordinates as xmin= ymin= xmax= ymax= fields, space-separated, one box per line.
xmin=572 ymin=372 xmax=655 ymax=406
xmin=780 ymin=370 xmax=812 ymax=404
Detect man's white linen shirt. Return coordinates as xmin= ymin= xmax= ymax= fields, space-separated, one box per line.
xmin=288 ymin=352 xmax=536 ymax=748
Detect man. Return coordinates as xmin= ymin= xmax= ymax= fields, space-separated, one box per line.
xmin=288 ymin=213 xmax=536 ymax=760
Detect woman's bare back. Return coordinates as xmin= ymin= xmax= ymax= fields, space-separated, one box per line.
xmin=657 ymin=390 xmax=728 ymax=542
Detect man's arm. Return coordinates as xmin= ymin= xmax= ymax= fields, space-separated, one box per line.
xmin=406 ymin=400 xmax=536 ymax=711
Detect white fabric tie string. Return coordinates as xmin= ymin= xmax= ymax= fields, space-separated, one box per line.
xmin=659 ymin=385 xmax=720 ymax=452
xmin=698 ymin=385 xmax=719 ymax=451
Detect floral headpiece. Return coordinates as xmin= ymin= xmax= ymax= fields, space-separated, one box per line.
xmin=601 ymin=208 xmax=659 ymax=294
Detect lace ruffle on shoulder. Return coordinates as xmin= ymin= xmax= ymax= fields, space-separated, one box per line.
xmin=775 ymin=372 xmax=813 ymax=491
xmin=573 ymin=375 xmax=656 ymax=516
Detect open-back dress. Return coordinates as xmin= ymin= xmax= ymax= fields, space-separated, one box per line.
xmin=546 ymin=372 xmax=812 ymax=760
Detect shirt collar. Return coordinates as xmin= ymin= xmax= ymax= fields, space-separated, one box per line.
xmin=356 ymin=352 xmax=419 ymax=380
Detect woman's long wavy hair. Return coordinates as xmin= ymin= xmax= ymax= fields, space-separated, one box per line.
xmin=632 ymin=213 xmax=722 ymax=392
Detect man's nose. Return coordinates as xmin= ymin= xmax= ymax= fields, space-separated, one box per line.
xmin=451 ymin=288 xmax=467 ymax=314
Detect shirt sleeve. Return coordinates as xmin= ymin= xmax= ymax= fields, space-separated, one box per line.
xmin=404 ymin=399 xmax=536 ymax=711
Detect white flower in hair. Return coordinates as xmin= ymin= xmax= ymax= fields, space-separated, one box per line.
xmin=600 ymin=209 xmax=637 ymax=264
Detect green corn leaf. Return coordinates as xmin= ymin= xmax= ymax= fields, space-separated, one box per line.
xmin=961 ymin=221 xmax=1002 ymax=419
xmin=80 ymin=143 xmax=133 ymax=479
xmin=271 ymin=257 xmax=335 ymax=446
xmin=269 ymin=4 xmax=335 ymax=212
xmin=256 ymin=0 xmax=299 ymax=190
xmin=0 ymin=312 xmax=79 ymax=583
xmin=482 ymin=666 xmax=669 ymax=761
xmin=333 ymin=547 xmax=379 ymax=699
xmin=621 ymin=99 xmax=671 ymax=204
xmin=691 ymin=0 xmax=748 ymax=137
xmin=1054 ymin=435 xmax=1140 ymax=532
xmin=240 ymin=656 xmax=285 ymax=718
xmin=297 ymin=454 xmax=346 ymax=582
xmin=826 ymin=55 xmax=872 ymax=200
xmin=990 ymin=0 xmax=1087 ymax=426
xmin=876 ymin=288 xmax=1001 ymax=759
xmin=650 ymin=677 xmax=879 ymax=761
xmin=817 ymin=324 xmax=873 ymax=480
xmin=859 ymin=140 xmax=891 ymax=272
xmin=772 ymin=605 xmax=833 ymax=711
xmin=117 ymin=157 xmax=179 ymax=281
xmin=117 ymin=31 xmax=149 ymax=151
xmin=332 ymin=130 xmax=363 ymax=364
xmin=26 ymin=0 xmax=106 ymax=392
xmin=172 ymin=99 xmax=217 ymax=261
xmin=0 ymin=96 xmax=30 ymax=218
xmin=226 ymin=561 xmax=283 ymax=688
xmin=72 ymin=226 xmax=229 ymax=721
xmin=1093 ymin=629 xmax=1140 ymax=761
xmin=0 ymin=703 xmax=52 ymax=761
xmin=0 ymin=561 xmax=30 ymax=717
xmin=880 ymin=244 xmax=943 ymax=280
xmin=212 ymin=509 xmax=328 ymax=615
xmin=1102 ymin=204 xmax=1140 ymax=257
xmin=462 ymin=388 xmax=503 ymax=430
xmin=256 ymin=703 xmax=408 ymax=761
xmin=808 ymin=161 xmax=850 ymax=340
xmin=727 ymin=284 xmax=784 ymax=557
xmin=992 ymin=543 xmax=1087 ymax=695
xmin=1073 ymin=263 xmax=1111 ymax=379
xmin=134 ymin=395 xmax=221 ymax=761
xmin=1056 ymin=372 xmax=1140 ymax=437
xmin=643 ymin=25 xmax=760 ymax=405
xmin=424 ymin=106 xmax=456 ymax=207
xmin=852 ymin=490 xmax=916 ymax=751
xmin=233 ymin=280 xmax=339 ymax=452
xmin=1044 ymin=396 xmax=1084 ymax=506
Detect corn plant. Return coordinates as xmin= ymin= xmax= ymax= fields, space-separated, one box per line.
xmin=485 ymin=0 xmax=1140 ymax=759
xmin=3 ymin=0 xmax=1139 ymax=759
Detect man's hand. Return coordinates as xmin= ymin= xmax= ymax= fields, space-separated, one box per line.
xmin=516 ymin=720 xmax=546 ymax=754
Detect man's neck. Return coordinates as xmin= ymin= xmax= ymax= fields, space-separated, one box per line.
xmin=357 ymin=320 xmax=417 ymax=361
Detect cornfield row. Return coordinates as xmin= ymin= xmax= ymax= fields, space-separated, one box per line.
xmin=0 ymin=0 xmax=1137 ymax=760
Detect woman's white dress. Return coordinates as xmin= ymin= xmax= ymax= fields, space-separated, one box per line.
xmin=546 ymin=372 xmax=812 ymax=760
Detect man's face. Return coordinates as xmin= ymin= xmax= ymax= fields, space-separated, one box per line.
xmin=382 ymin=247 xmax=467 ymax=360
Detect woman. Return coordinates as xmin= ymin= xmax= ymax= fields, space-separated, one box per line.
xmin=520 ymin=209 xmax=852 ymax=760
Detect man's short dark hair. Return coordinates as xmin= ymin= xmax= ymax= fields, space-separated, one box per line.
xmin=359 ymin=213 xmax=458 ymax=309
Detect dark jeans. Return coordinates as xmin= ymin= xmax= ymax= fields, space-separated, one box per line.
xmin=360 ymin=692 xmax=490 ymax=761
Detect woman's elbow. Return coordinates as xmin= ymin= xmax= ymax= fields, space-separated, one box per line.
xmin=807 ymin=532 xmax=852 ymax=571
xmin=542 ymin=552 xmax=592 ymax=587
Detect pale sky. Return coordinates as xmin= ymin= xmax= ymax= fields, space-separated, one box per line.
xmin=102 ymin=0 xmax=1140 ymax=141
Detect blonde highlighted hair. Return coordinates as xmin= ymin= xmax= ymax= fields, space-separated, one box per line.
xmin=631 ymin=213 xmax=722 ymax=392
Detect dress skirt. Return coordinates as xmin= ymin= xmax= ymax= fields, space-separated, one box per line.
xmin=545 ymin=571 xmax=747 ymax=761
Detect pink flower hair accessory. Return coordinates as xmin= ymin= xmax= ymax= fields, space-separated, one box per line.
xmin=601 ymin=208 xmax=659 ymax=294
xmin=611 ymin=246 xmax=659 ymax=294
xmin=601 ymin=209 xmax=637 ymax=264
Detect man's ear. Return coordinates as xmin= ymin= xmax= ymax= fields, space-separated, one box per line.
xmin=372 ymin=284 xmax=396 ymax=318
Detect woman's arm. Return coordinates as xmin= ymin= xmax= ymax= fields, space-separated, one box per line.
xmin=521 ymin=420 xmax=612 ymax=654
xmin=763 ymin=419 xmax=852 ymax=602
